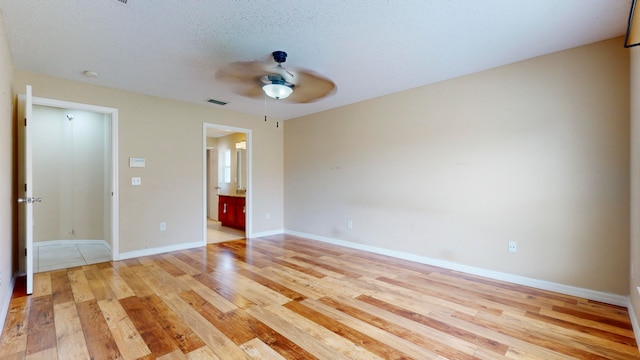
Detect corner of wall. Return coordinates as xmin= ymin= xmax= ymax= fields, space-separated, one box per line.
xmin=0 ymin=275 xmax=16 ymax=333
xmin=628 ymin=296 xmax=640 ymax=352
xmin=0 ymin=8 xmax=17 ymax=333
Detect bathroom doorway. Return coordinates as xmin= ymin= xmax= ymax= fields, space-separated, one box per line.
xmin=203 ymin=123 xmax=251 ymax=243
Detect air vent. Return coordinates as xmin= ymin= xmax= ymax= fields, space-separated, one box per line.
xmin=206 ymin=98 xmax=228 ymax=106
xmin=112 ymin=0 xmax=129 ymax=5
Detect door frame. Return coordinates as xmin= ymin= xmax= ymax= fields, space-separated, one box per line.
xmin=30 ymin=96 xmax=120 ymax=261
xmin=206 ymin=147 xmax=219 ymax=221
xmin=202 ymin=122 xmax=252 ymax=242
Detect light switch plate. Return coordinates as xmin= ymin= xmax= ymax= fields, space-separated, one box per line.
xmin=129 ymin=157 xmax=146 ymax=168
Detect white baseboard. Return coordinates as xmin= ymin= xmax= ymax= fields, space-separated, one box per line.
xmin=284 ymin=229 xmax=629 ymax=307
xmin=0 ymin=274 xmax=17 ymax=334
xmin=35 ymin=239 xmax=112 ymax=250
xmin=249 ymin=229 xmax=284 ymax=239
xmin=118 ymin=241 xmax=203 ymax=260
xmin=628 ymin=298 xmax=640 ymax=350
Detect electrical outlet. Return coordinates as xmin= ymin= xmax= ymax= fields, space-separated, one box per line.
xmin=266 ymin=212 xmax=270 ymax=220
xmin=160 ymin=222 xmax=166 ymax=231
xmin=508 ymin=241 xmax=517 ymax=253
xmin=347 ymin=220 xmax=353 ymax=229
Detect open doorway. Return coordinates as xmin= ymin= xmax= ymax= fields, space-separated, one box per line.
xmin=25 ymin=98 xmax=118 ymax=273
xmin=203 ymin=123 xmax=251 ymax=243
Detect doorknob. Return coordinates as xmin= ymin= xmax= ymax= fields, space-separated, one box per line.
xmin=17 ymin=197 xmax=42 ymax=204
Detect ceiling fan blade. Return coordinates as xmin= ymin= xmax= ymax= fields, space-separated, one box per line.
xmin=216 ymin=61 xmax=268 ymax=86
xmin=286 ymin=69 xmax=336 ymax=103
xmin=232 ymin=85 xmax=264 ymax=99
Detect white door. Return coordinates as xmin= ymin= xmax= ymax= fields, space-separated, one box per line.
xmin=17 ymin=85 xmax=35 ymax=294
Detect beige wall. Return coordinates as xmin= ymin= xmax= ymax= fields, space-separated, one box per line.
xmin=13 ymin=71 xmax=284 ymax=253
xmin=285 ymin=38 xmax=630 ymax=294
xmin=0 ymin=12 xmax=15 ymax=323
xmin=630 ymin=45 xmax=640 ymax=328
xmin=32 ymin=106 xmax=108 ymax=243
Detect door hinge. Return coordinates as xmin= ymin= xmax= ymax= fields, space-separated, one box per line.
xmin=24 ymin=118 xmax=27 ymax=126
xmin=24 ymin=248 xmax=27 ymax=256
xmin=24 ymin=183 xmax=27 ymax=192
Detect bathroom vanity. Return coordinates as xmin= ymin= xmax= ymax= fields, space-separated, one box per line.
xmin=218 ymin=195 xmax=246 ymax=230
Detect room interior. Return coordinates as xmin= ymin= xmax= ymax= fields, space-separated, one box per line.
xmin=1 ymin=1 xmax=640 ymax=358
xmin=29 ymin=105 xmax=113 ymax=272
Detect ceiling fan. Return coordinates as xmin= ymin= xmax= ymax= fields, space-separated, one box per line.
xmin=216 ymin=51 xmax=336 ymax=103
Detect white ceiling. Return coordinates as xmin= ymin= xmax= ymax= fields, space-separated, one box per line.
xmin=0 ymin=0 xmax=632 ymax=120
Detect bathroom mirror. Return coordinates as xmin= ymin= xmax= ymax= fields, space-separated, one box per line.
xmin=236 ymin=140 xmax=246 ymax=192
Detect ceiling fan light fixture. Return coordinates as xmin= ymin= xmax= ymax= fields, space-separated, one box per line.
xmin=218 ymin=50 xmax=334 ymax=103
xmin=263 ymin=82 xmax=293 ymax=100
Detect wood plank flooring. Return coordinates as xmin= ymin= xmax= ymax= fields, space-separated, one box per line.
xmin=1 ymin=234 xmax=638 ymax=359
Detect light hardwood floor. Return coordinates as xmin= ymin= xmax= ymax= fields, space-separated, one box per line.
xmin=1 ymin=234 xmax=638 ymax=359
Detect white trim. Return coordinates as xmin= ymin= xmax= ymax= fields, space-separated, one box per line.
xmin=32 ymin=97 xmax=116 ymax=114
xmin=249 ymin=229 xmax=284 ymax=238
xmin=111 ymin=110 xmax=119 ymax=261
xmin=284 ymin=229 xmax=629 ymax=307
xmin=628 ymin=298 xmax=640 ymax=351
xmin=0 ymin=275 xmax=17 ymax=336
xmin=34 ymin=239 xmax=111 ymax=250
xmin=118 ymin=241 xmax=203 ymax=260
xmin=202 ymin=123 xmax=252 ymax=243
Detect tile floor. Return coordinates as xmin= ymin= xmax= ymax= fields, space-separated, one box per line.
xmin=207 ymin=219 xmax=246 ymax=243
xmin=32 ymin=221 xmax=243 ymax=273
xmin=34 ymin=242 xmax=111 ymax=273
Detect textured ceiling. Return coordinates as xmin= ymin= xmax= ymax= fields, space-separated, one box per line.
xmin=0 ymin=0 xmax=632 ymax=120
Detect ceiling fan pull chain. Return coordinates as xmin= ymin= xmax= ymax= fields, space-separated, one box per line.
xmin=264 ymin=93 xmax=268 ymax=122
xmin=276 ymin=97 xmax=281 ymax=128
